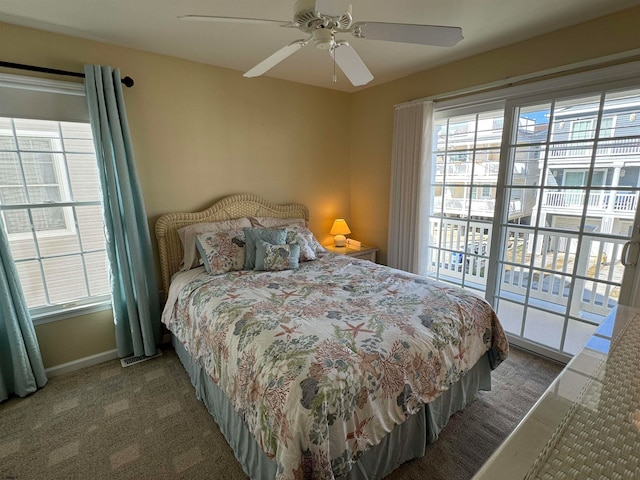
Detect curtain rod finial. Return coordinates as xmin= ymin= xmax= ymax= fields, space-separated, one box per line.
xmin=122 ymin=76 xmax=134 ymax=88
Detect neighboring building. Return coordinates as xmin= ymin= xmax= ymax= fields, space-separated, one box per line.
xmin=537 ymin=97 xmax=640 ymax=240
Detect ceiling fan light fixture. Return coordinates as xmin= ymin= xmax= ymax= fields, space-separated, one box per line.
xmin=312 ymin=28 xmax=336 ymax=50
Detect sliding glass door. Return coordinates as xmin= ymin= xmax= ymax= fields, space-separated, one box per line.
xmin=426 ymin=105 xmax=504 ymax=292
xmin=426 ymin=82 xmax=640 ymax=361
xmin=488 ymin=86 xmax=640 ymax=360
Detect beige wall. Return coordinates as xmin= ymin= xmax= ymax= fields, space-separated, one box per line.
xmin=35 ymin=309 xmax=115 ymax=367
xmin=349 ymin=6 xmax=640 ymax=264
xmin=1 ymin=22 xmax=351 ymax=368
xmin=4 ymin=5 xmax=640 ymax=368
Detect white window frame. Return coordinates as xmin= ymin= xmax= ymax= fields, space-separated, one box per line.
xmin=423 ymin=59 xmax=640 ymax=361
xmin=562 ymin=168 xmax=607 ymax=188
xmin=428 ymin=104 xmax=505 ymax=292
xmin=0 ymin=73 xmax=111 ymax=324
xmin=569 ymin=116 xmax=616 ymax=142
xmin=1 ymin=125 xmax=77 ymax=240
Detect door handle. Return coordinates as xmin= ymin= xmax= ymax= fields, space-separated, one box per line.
xmin=621 ymin=240 xmax=640 ymax=267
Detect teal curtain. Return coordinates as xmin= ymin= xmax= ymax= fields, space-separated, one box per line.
xmin=84 ymin=65 xmax=161 ymax=358
xmin=0 ymin=216 xmax=47 ymax=402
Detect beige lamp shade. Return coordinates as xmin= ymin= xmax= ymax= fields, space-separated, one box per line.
xmin=330 ymin=218 xmax=351 ymax=246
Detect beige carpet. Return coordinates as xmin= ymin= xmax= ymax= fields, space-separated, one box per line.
xmin=0 ymin=346 xmax=561 ymax=480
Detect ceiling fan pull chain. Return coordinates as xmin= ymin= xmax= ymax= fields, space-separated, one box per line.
xmin=333 ymin=47 xmax=337 ymax=82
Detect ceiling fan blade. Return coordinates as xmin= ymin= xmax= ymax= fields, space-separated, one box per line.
xmin=330 ymin=43 xmax=373 ymax=86
xmin=352 ymin=22 xmax=463 ymax=47
xmin=178 ymin=15 xmax=292 ymax=27
xmin=244 ymin=40 xmax=309 ymax=78
xmin=314 ymin=0 xmax=351 ymax=17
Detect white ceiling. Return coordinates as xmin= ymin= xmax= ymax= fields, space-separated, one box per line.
xmin=2 ymin=0 xmax=640 ymax=93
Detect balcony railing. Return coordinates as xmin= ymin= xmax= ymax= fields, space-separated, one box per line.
xmin=426 ymin=219 xmax=625 ymax=320
xmin=427 ymin=218 xmax=490 ymax=288
xmin=435 ymin=162 xmax=499 ymax=177
xmin=548 ymin=138 xmax=640 ymax=158
xmin=433 ymin=197 xmax=524 ymax=217
xmin=541 ymin=191 xmax=638 ymax=214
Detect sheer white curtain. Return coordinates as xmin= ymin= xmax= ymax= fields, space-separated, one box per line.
xmin=387 ymin=101 xmax=434 ymax=275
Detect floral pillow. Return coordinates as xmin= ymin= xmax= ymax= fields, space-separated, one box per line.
xmin=195 ymin=229 xmax=246 ymax=275
xmin=177 ymin=218 xmax=252 ymax=271
xmin=285 ymin=225 xmax=324 ymax=262
xmin=243 ymin=227 xmax=287 ymax=270
xmin=255 ymin=239 xmax=301 ymax=271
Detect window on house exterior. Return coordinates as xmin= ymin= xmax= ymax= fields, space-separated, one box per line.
xmin=570 ymin=116 xmax=615 ymax=140
xmin=570 ymin=119 xmax=595 ymax=141
xmin=0 ymin=116 xmax=110 ymax=320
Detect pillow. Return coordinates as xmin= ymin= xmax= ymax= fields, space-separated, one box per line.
xmin=195 ymin=229 xmax=246 ymax=275
xmin=177 ymin=218 xmax=252 ymax=271
xmin=285 ymin=224 xmax=325 ymax=261
xmin=249 ymin=217 xmax=306 ymax=229
xmin=255 ymin=239 xmax=301 ymax=271
xmin=243 ymin=227 xmax=287 ymax=270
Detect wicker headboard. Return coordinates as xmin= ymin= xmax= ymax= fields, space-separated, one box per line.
xmin=155 ymin=193 xmax=310 ymax=295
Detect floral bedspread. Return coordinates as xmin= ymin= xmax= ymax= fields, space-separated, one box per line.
xmin=162 ymin=254 xmax=508 ymax=480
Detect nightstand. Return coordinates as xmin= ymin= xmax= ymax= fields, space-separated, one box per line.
xmin=324 ymin=244 xmax=378 ymax=263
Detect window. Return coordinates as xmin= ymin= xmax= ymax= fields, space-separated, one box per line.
xmin=569 ymin=117 xmax=615 ymax=141
xmin=1 ymin=126 xmax=69 ymax=235
xmin=427 ymin=107 xmax=505 ymax=292
xmin=0 ymin=116 xmax=110 ymax=319
xmin=570 ymin=119 xmax=594 ymax=141
xmin=563 ymin=169 xmax=606 ymax=188
xmin=424 ymin=61 xmax=640 ymax=362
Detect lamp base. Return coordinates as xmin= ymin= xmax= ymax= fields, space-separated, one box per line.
xmin=333 ymin=234 xmax=347 ymax=247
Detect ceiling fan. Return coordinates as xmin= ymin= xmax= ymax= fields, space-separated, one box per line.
xmin=180 ymin=0 xmax=463 ymax=87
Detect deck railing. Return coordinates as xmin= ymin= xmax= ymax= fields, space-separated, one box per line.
xmin=541 ymin=191 xmax=638 ymax=213
xmin=426 ymin=220 xmax=625 ymax=319
xmin=426 ymin=218 xmax=491 ymax=287
xmin=433 ymin=197 xmax=524 ymax=217
xmin=548 ymin=138 xmax=640 ymax=158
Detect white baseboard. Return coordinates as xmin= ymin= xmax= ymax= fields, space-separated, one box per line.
xmin=45 ymin=334 xmax=173 ymax=378
xmin=45 ymin=348 xmax=119 ymax=377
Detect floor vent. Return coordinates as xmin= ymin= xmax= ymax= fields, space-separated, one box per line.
xmin=120 ymin=349 xmax=163 ymax=368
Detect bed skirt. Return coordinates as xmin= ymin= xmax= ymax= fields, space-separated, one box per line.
xmin=172 ymin=334 xmax=492 ymax=479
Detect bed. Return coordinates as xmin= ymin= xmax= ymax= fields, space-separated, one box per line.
xmin=156 ymin=193 xmax=509 ymax=480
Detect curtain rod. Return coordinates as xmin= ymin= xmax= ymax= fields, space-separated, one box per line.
xmin=0 ymin=61 xmax=135 ymax=88
xmin=397 ymin=48 xmax=640 ymax=108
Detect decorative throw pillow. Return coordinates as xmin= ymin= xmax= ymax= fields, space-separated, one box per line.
xmin=177 ymin=218 xmax=252 ymax=271
xmin=243 ymin=227 xmax=287 ymax=269
xmin=307 ymin=230 xmax=325 ymax=253
xmin=195 ymin=229 xmax=246 ymax=275
xmin=285 ymin=225 xmax=325 ymax=261
xmin=255 ymin=239 xmax=301 ymax=271
xmin=249 ymin=217 xmax=306 ymax=229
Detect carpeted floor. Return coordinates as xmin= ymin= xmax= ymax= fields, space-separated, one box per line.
xmin=0 ymin=346 xmax=562 ymax=480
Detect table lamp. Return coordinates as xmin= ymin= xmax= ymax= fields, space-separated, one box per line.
xmin=330 ymin=218 xmax=351 ymax=247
